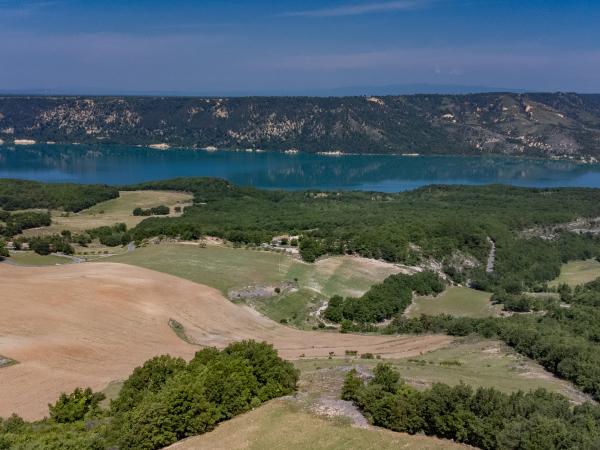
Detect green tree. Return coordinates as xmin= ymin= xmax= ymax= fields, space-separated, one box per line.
xmin=48 ymin=388 xmax=105 ymax=423
xmin=0 ymin=240 xmax=9 ymax=260
xmin=116 ymin=373 xmax=220 ymax=450
xmin=110 ymin=355 xmax=186 ymax=414
xmin=372 ymin=363 xmax=401 ymax=393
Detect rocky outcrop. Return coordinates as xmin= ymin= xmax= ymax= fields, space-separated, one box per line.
xmin=1 ymin=93 xmax=600 ymax=157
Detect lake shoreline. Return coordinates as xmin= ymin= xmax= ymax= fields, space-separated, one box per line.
xmin=1 ymin=141 xmax=598 ymax=165
xmin=2 ymin=143 xmax=600 ymax=191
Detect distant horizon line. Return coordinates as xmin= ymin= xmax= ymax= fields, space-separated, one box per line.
xmin=0 ymin=90 xmax=596 ymax=98
xmin=0 ymin=82 xmax=543 ymax=97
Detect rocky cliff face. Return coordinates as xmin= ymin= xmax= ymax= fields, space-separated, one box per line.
xmin=1 ymin=93 xmax=599 ymax=158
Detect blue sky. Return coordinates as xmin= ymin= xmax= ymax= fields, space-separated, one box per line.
xmin=1 ymin=0 xmax=599 ymax=94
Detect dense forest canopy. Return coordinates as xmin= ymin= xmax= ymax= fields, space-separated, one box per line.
xmin=0 ymin=179 xmax=118 ymax=212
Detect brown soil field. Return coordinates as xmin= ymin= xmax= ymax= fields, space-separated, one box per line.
xmin=0 ymin=263 xmax=452 ymax=420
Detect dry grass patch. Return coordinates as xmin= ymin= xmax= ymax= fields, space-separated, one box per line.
xmin=166 ymin=399 xmax=468 ymax=450
xmin=549 ymin=259 xmax=600 ymax=287
xmin=294 ymin=338 xmax=590 ymax=404
xmin=7 ymin=251 xmax=71 ymax=266
xmin=107 ymin=243 xmax=403 ymax=298
xmin=405 ymin=286 xmax=500 ymax=318
xmin=106 ymin=244 xmax=407 ymax=328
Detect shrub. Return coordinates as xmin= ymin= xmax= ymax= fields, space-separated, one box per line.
xmin=116 ymin=373 xmax=220 ymax=450
xmin=110 ymin=355 xmax=187 ymax=414
xmin=48 ymin=388 xmax=105 ymax=423
xmin=0 ymin=240 xmax=8 ymax=259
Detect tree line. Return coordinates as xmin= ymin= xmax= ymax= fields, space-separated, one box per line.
xmin=132 ymin=205 xmax=170 ymax=216
xmin=0 ymin=211 xmax=51 ymax=237
xmin=343 ymin=363 xmax=600 ymax=449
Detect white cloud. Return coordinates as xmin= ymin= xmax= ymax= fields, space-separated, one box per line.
xmin=0 ymin=0 xmax=62 ymax=17
xmin=280 ymin=0 xmax=433 ymax=17
xmin=269 ymin=46 xmax=600 ymax=78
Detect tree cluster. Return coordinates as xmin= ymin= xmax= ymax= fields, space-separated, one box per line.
xmin=0 ymin=341 xmax=298 ymax=450
xmin=132 ymin=205 xmax=170 ymax=216
xmin=0 ymin=240 xmax=8 ymax=260
xmin=0 ymin=179 xmax=118 ymax=212
xmin=324 ymin=271 xmax=444 ymax=324
xmin=0 ymin=211 xmax=51 ymax=237
xmin=14 ymin=234 xmax=75 ymax=255
xmin=343 ymin=363 xmax=600 ymax=450
xmin=490 ymin=291 xmax=557 ymax=313
xmin=86 ymin=223 xmax=131 ymax=247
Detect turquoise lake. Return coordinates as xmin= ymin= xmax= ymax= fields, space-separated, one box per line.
xmin=2 ymin=144 xmax=600 ymax=191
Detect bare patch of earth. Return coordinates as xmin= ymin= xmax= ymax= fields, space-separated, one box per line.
xmin=0 ymin=263 xmax=451 ymax=420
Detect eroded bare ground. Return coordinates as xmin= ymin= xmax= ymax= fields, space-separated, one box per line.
xmin=0 ymin=263 xmax=452 ymax=420
xmin=299 ymin=364 xmax=370 ymax=428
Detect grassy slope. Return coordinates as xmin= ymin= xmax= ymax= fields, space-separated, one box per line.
xmin=7 ymin=251 xmax=71 ymax=266
xmin=23 ymin=190 xmax=192 ymax=236
xmin=549 ymin=259 xmax=600 ymax=287
xmin=405 ymin=286 xmax=499 ymax=318
xmin=105 ymin=244 xmax=402 ymax=329
xmin=167 ymin=399 xmax=467 ymax=450
xmin=107 ymin=244 xmax=305 ymax=293
xmin=106 ymin=243 xmax=401 ymax=297
xmin=294 ymin=338 xmax=590 ymax=403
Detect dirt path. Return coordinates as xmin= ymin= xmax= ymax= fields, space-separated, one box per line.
xmin=0 ymin=263 xmax=452 ymax=420
xmin=486 ymin=237 xmax=496 ymax=273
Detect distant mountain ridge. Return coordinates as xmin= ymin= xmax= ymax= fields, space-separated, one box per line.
xmin=0 ymin=83 xmax=521 ymax=96
xmin=1 ymin=92 xmax=600 ymax=158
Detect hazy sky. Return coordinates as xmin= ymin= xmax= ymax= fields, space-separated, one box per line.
xmin=1 ymin=0 xmax=599 ymax=94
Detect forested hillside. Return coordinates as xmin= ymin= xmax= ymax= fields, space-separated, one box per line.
xmin=1 ymin=93 xmax=600 ymax=157
xmin=3 ymin=177 xmax=600 ymax=293
xmin=128 ymin=178 xmax=600 ymax=292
